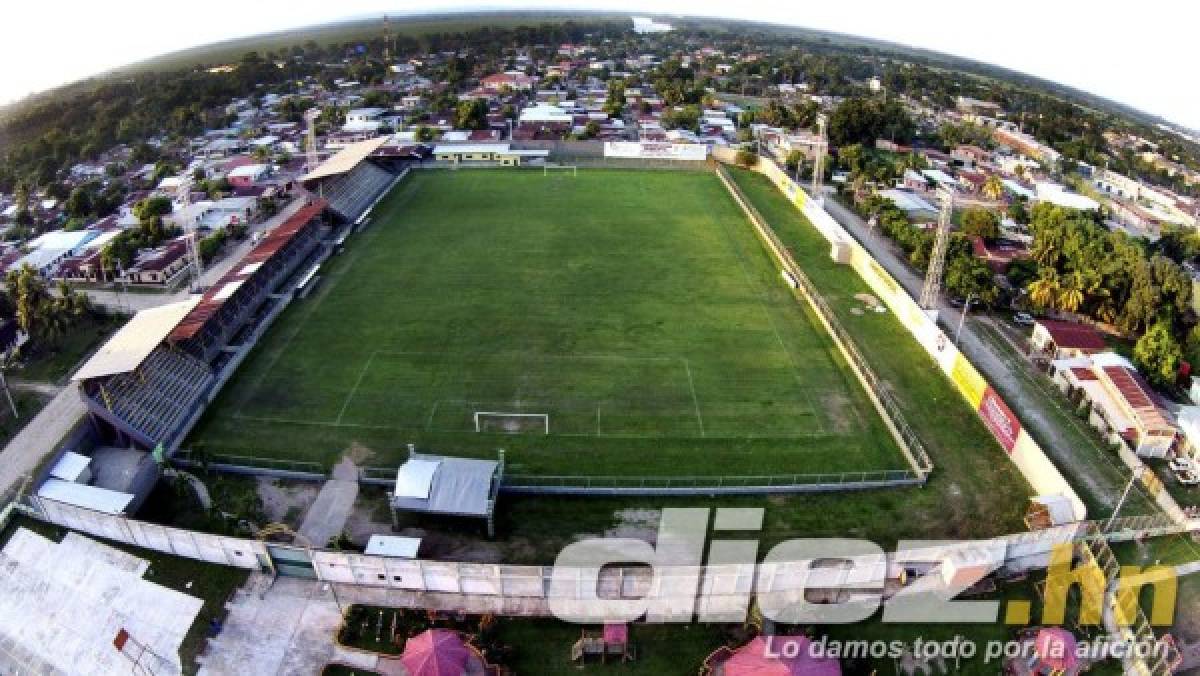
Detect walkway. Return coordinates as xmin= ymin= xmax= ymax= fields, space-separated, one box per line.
xmin=198 ymin=576 xmax=369 ymax=675
xmin=0 ymin=385 xmax=85 ymax=501
xmin=298 ymin=457 xmax=360 ymax=548
xmin=821 ymin=196 xmax=1155 ymax=515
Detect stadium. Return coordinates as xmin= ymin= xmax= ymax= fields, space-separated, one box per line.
xmin=67 ymin=142 xmax=929 ymax=500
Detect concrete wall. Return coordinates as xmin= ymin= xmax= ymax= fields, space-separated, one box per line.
xmin=27 ymin=496 xmax=269 ymax=570
xmin=714 ymin=149 xmax=1088 ymax=521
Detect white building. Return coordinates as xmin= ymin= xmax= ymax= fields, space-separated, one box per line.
xmin=1050 ymin=352 xmax=1177 ymax=458
xmin=1035 ymin=183 xmax=1101 ymax=211
xmin=343 ymin=108 xmax=387 ymax=133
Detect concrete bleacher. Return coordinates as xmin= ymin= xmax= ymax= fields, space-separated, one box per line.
xmin=96 ymin=347 xmax=215 ymax=445
xmin=316 ymin=162 xmax=393 ymax=222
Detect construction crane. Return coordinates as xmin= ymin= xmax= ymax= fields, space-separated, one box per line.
xmin=919 ymin=188 xmax=955 ymax=310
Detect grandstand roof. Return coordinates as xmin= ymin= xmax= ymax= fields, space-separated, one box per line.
xmin=301 ymin=136 xmax=390 ymax=183
xmin=71 ymin=298 xmax=202 ymax=382
xmin=168 ymin=200 xmax=327 ymax=343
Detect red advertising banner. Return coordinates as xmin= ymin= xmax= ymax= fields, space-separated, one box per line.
xmin=978 ymin=386 xmax=1020 ymax=453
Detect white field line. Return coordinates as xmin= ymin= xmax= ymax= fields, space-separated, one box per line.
xmin=336 ymin=352 xmax=378 ymax=424
xmin=681 ymin=358 xmax=706 ymax=437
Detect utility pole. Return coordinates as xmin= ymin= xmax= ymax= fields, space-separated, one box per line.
xmin=954 ymin=292 xmax=974 ymax=345
xmin=0 ymin=369 xmax=17 ymax=419
xmin=919 ymin=188 xmax=954 ymax=310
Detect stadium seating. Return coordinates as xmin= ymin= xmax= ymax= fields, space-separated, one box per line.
xmin=96 ymin=347 xmax=215 ymax=445
xmin=316 ymin=162 xmax=394 ymax=222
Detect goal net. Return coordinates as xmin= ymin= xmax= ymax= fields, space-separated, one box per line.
xmin=474 ymin=411 xmax=550 ymax=434
xmin=543 ymin=164 xmax=578 ymax=176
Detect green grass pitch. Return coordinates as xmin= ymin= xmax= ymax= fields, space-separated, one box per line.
xmin=187 ymin=169 xmax=908 ymax=476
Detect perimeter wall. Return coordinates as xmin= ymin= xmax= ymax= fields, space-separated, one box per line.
xmin=713 ymin=149 xmax=1088 ymax=521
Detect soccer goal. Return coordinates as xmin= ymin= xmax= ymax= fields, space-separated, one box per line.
xmin=543 ymin=163 xmax=578 ymax=176
xmin=474 ymin=411 xmax=550 ymax=434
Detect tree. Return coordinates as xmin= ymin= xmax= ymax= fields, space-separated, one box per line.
xmin=827 ymin=97 xmax=914 ymax=147
xmin=1028 ymin=269 xmax=1061 ymax=309
xmin=454 ymin=98 xmax=488 ymax=130
xmin=1133 ymin=320 xmax=1184 ymax=389
xmin=982 ymin=175 xmax=1004 ymax=201
xmin=1056 ymin=271 xmax=1085 ymax=313
xmin=784 ymin=150 xmax=805 ymax=173
xmin=945 ymin=253 xmax=998 ymax=306
xmin=960 ymin=208 xmax=1000 ymax=241
xmin=1007 ymin=200 xmax=1030 ymax=226
xmin=415 ymin=126 xmax=436 ymax=143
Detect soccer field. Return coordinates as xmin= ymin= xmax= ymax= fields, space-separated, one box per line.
xmin=187 ymin=169 xmax=908 ymax=476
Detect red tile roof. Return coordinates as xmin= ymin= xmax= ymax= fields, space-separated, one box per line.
xmin=1037 ymin=319 xmax=1107 ymax=351
xmin=168 ymin=199 xmax=327 ymax=342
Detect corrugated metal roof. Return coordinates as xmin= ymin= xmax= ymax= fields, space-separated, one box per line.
xmin=300 ymin=137 xmax=389 ymax=182
xmin=37 ymin=478 xmax=134 ymax=514
xmin=168 ymin=200 xmax=326 ymax=343
xmin=71 ymin=298 xmax=202 ymax=382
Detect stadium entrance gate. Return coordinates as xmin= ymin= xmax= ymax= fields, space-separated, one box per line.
xmin=267 ymin=544 xmax=317 ymax=578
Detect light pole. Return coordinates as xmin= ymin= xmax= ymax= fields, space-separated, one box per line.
xmin=954 ymin=292 xmax=974 ymax=345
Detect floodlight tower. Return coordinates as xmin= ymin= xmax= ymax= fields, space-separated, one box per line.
xmin=919 ymin=188 xmax=955 ymax=311
xmin=177 ymin=176 xmax=204 ymax=290
xmin=383 ymin=14 xmax=393 ymax=63
xmin=810 ymin=114 xmax=827 ymax=204
xmin=304 ymin=108 xmax=321 ymax=173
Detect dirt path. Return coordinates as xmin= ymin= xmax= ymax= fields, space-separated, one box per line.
xmin=822 ymin=197 xmax=1146 ymax=515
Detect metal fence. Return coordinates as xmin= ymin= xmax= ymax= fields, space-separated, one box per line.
xmin=357 ymin=466 xmax=923 ymax=495
xmin=172 ymin=449 xmax=326 ymax=480
xmin=716 ymin=165 xmax=934 ymax=478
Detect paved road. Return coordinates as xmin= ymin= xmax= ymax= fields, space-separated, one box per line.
xmin=822 ymin=197 xmax=1139 ymax=512
xmin=0 ymin=385 xmax=85 ymax=500
xmin=79 ymin=197 xmax=307 ymax=314
xmin=297 ymin=457 xmax=359 ymax=548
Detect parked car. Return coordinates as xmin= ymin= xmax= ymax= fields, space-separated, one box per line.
xmin=1013 ymin=312 xmax=1035 ymax=326
xmin=1169 ymin=457 xmax=1195 ymax=473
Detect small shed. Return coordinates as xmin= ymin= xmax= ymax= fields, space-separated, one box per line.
xmin=390 ymin=451 xmax=504 ymax=536
xmin=364 ymin=535 xmax=422 ymax=559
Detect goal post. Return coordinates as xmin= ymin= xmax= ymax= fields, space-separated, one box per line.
xmin=474 ymin=411 xmax=550 ymax=434
xmin=543 ymin=163 xmax=578 ymax=176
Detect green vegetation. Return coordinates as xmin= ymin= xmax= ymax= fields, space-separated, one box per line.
xmin=190 ymin=170 xmax=905 ymax=477
xmin=13 ymin=313 xmax=122 ymax=383
xmin=0 ymin=513 xmax=247 ymax=675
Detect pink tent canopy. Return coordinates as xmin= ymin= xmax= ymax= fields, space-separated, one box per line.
xmin=723 ymin=636 xmax=841 ymax=676
xmin=1034 ymin=628 xmax=1079 ymax=671
xmin=401 ymin=628 xmax=470 ymax=676
xmin=603 ymin=623 xmax=628 ymax=644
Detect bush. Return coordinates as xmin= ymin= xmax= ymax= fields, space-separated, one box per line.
xmin=735 ymin=149 xmax=759 ymax=168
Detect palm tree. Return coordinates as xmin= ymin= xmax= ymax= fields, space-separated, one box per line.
xmin=1028 ymin=270 xmax=1061 ymax=309
xmin=1057 ymin=272 xmax=1085 ymax=313
xmin=982 ymin=175 xmax=1005 ymax=202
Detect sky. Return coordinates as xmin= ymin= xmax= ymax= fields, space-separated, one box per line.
xmin=2 ymin=0 xmax=1197 ymax=129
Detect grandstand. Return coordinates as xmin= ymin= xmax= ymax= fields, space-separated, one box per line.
xmin=301 ymin=137 xmax=397 ymax=223
xmin=73 ymin=200 xmax=331 ymax=450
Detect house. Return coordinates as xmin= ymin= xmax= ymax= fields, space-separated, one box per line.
xmin=1034 ymin=183 xmax=1100 ymax=211
xmin=1030 ymin=319 xmax=1107 ymax=359
xmin=480 ymin=72 xmax=537 ymax=92
xmin=970 ymin=236 xmax=1028 ymax=274
xmin=952 ymin=145 xmax=991 ymax=167
xmin=432 ymin=143 xmax=548 ymax=166
xmin=1050 ymin=352 xmax=1177 ymax=458
xmin=343 ymin=108 xmax=387 ymax=133
xmin=126 ymin=237 xmax=191 ymax=285
xmin=226 ymin=164 xmax=271 ymax=188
